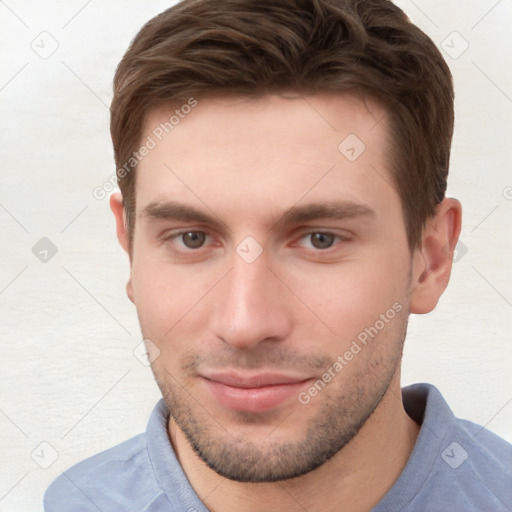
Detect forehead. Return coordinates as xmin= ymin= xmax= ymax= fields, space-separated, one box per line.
xmin=135 ymin=93 xmax=398 ymax=224
xmin=143 ymin=92 xmax=387 ymax=156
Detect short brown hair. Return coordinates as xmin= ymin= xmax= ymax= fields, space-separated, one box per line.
xmin=110 ymin=0 xmax=454 ymax=250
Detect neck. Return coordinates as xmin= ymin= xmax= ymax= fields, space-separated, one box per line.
xmin=169 ymin=374 xmax=420 ymax=512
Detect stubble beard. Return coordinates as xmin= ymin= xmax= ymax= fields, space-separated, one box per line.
xmin=151 ymin=314 xmax=408 ymax=483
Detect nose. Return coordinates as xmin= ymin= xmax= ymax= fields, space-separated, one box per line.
xmin=210 ymin=250 xmax=292 ymax=350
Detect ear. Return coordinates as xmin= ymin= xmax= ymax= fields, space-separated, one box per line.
xmin=409 ymin=198 xmax=462 ymax=314
xmin=110 ymin=192 xmax=135 ymax=303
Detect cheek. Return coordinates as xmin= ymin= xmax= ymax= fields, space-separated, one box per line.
xmin=289 ymin=253 xmax=410 ymax=350
xmin=130 ymin=254 xmax=220 ymax=346
xmin=130 ymin=257 xmax=185 ymax=338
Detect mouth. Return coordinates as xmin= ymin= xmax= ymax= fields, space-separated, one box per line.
xmin=200 ymin=372 xmax=313 ymax=413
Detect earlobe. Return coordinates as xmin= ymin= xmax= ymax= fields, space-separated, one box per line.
xmin=110 ymin=192 xmax=135 ymax=304
xmin=409 ymin=198 xmax=462 ymax=314
xmin=126 ymin=271 xmax=135 ymax=304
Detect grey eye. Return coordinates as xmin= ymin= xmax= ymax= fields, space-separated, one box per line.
xmin=182 ymin=231 xmax=206 ymax=248
xmin=310 ymin=233 xmax=335 ymax=249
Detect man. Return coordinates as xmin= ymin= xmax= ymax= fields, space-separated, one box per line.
xmin=44 ymin=0 xmax=512 ymax=510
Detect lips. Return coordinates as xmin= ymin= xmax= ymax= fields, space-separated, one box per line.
xmin=200 ymin=372 xmax=311 ymax=413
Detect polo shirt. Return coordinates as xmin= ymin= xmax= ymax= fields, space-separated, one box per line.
xmin=44 ymin=383 xmax=512 ymax=511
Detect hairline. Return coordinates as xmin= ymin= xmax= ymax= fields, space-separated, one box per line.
xmin=122 ymin=89 xmax=424 ymax=255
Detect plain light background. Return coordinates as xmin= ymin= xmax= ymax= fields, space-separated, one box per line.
xmin=0 ymin=1 xmax=511 ymax=510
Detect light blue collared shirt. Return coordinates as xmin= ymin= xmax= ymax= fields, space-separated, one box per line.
xmin=44 ymin=383 xmax=512 ymax=511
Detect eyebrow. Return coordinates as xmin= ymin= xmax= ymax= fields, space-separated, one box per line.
xmin=142 ymin=201 xmax=217 ymax=225
xmin=141 ymin=200 xmax=375 ymax=228
xmin=278 ymin=201 xmax=375 ymax=225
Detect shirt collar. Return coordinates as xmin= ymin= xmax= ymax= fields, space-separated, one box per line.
xmin=145 ymin=383 xmax=454 ymax=510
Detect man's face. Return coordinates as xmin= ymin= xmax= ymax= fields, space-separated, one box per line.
xmin=128 ymin=93 xmax=415 ymax=482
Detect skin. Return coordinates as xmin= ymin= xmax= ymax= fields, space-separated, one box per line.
xmin=111 ymin=92 xmax=462 ymax=512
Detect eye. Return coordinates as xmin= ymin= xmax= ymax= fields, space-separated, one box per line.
xmin=179 ymin=231 xmax=207 ymax=249
xmin=160 ymin=229 xmax=218 ymax=258
xmin=299 ymin=232 xmax=339 ymax=250
xmin=310 ymin=232 xmax=335 ymax=249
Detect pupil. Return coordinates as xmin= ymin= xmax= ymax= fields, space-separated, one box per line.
xmin=311 ymin=233 xmax=334 ymax=249
xmin=183 ymin=232 xmax=205 ymax=248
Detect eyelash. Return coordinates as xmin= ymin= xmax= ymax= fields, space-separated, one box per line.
xmin=162 ymin=230 xmax=349 ymax=252
xmin=164 ymin=230 xmax=213 ymax=250
xmin=296 ymin=232 xmax=346 ymax=250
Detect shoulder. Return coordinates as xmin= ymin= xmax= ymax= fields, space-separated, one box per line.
xmin=417 ymin=417 xmax=512 ymax=511
xmin=43 ymin=433 xmax=164 ymax=511
xmin=429 ymin=386 xmax=512 ymax=485
xmin=453 ymin=417 xmax=512 ymax=496
xmin=400 ymin=384 xmax=512 ymax=511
